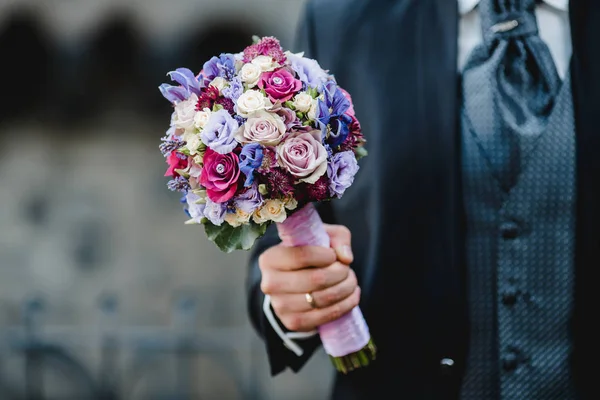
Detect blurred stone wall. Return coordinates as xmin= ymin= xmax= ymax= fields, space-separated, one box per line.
xmin=0 ymin=1 xmax=334 ymax=399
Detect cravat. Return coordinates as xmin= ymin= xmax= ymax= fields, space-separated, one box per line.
xmin=462 ymin=0 xmax=561 ymax=192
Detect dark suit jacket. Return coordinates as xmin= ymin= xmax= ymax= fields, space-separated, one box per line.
xmin=246 ymin=1 xmax=600 ymax=399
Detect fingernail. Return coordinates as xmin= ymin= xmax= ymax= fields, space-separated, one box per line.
xmin=341 ymin=245 xmax=353 ymax=261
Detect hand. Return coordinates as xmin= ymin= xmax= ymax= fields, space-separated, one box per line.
xmin=259 ymin=225 xmax=360 ymax=332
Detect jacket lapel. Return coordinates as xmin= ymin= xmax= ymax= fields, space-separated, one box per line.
xmin=569 ymin=0 xmax=600 ymax=394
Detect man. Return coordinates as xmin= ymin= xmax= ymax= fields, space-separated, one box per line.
xmin=246 ymin=0 xmax=600 ymax=398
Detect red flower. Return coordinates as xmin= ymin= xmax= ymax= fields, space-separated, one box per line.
xmin=196 ymin=86 xmax=220 ymax=111
xmin=165 ymin=152 xmax=188 ymax=177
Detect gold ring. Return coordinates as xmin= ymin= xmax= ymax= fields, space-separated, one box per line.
xmin=305 ymin=292 xmax=317 ymax=309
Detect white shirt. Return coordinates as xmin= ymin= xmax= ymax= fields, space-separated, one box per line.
xmin=266 ymin=0 xmax=573 ymax=358
xmin=459 ymin=0 xmax=571 ymax=77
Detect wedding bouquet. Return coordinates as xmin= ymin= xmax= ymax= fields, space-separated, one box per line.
xmin=158 ymin=36 xmax=374 ymax=373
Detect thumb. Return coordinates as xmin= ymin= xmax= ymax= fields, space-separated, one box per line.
xmin=323 ymin=224 xmax=353 ymax=265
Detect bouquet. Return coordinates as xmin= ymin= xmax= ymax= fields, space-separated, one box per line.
xmin=158 ymin=36 xmax=374 ymax=373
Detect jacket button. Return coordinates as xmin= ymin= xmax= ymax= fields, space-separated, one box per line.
xmin=440 ymin=358 xmax=454 ymax=375
xmin=500 ymin=221 xmax=520 ymax=239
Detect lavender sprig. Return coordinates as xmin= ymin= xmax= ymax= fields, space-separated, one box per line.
xmin=167 ymin=176 xmax=191 ymax=193
xmin=159 ymin=136 xmax=186 ymax=157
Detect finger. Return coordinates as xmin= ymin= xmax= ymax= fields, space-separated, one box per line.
xmin=259 ymin=244 xmax=337 ymax=272
xmin=261 ymin=262 xmax=349 ymax=295
xmin=271 ymin=269 xmax=358 ymax=314
xmin=324 ymin=224 xmax=353 ymax=265
xmin=280 ymin=287 xmax=361 ymax=332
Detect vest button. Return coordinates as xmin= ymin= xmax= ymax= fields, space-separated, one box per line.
xmin=500 ymin=221 xmax=520 ymax=239
xmin=501 ymin=287 xmax=519 ymax=306
xmin=502 ymin=352 xmax=519 ymax=372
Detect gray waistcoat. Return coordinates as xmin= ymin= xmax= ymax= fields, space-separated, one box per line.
xmin=459 ymin=69 xmax=577 ymax=399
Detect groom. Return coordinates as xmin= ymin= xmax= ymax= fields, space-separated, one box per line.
xmin=246 ymin=0 xmax=600 ymax=399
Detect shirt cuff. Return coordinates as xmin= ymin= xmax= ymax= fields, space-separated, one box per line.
xmin=262 ymin=294 xmax=318 ymax=357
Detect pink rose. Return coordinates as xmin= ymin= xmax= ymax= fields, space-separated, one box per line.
xmin=235 ymin=110 xmax=286 ymax=146
xmin=199 ymin=148 xmax=241 ymax=202
xmin=339 ymin=88 xmax=355 ymax=117
xmin=277 ymin=130 xmax=328 ymax=184
xmin=258 ymin=69 xmax=302 ymax=103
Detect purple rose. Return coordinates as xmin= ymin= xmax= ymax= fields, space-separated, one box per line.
xmin=286 ymin=52 xmax=329 ymax=90
xmin=239 ymin=143 xmax=264 ymax=187
xmin=277 ymin=130 xmax=328 ymax=184
xmin=258 ymin=69 xmax=302 ymax=103
xmin=204 ymin=198 xmax=228 ymax=225
xmin=234 ymin=182 xmax=264 ymax=214
xmin=327 ymin=151 xmax=359 ymax=198
xmin=185 ymin=192 xmax=206 ymax=223
xmin=201 ymin=109 xmax=239 ymax=154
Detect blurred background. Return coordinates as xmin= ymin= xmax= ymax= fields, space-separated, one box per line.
xmin=0 ymin=0 xmax=333 ymax=399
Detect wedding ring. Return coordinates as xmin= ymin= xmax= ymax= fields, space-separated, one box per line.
xmin=305 ymin=292 xmax=317 ymax=309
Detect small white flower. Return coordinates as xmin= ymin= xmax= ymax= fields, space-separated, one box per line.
xmin=307 ymin=101 xmax=318 ymax=120
xmin=209 ymin=77 xmax=228 ymax=93
xmin=239 ymin=63 xmax=262 ymax=87
xmin=183 ymin=132 xmax=202 ymax=155
xmin=253 ymin=199 xmax=287 ymax=224
xmin=236 ymin=90 xmax=273 ymax=117
xmin=251 ymin=55 xmax=279 ymax=72
xmin=224 ymin=209 xmax=252 ymax=227
xmin=173 ymin=93 xmax=199 ymax=132
xmin=194 ymin=108 xmax=212 ymax=129
xmin=293 ymin=92 xmax=314 ymax=113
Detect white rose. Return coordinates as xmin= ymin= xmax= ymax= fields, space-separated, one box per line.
xmin=225 ymin=209 xmax=252 ymax=227
xmin=209 ymin=77 xmax=228 ymax=93
xmin=252 ymin=199 xmax=287 ymax=224
xmin=293 ymin=92 xmax=314 ymax=113
xmin=307 ymin=100 xmax=318 ymax=120
xmin=236 ymin=90 xmax=273 ymax=117
xmin=251 ymin=55 xmax=279 ymax=72
xmin=284 ymin=197 xmax=298 ymax=210
xmin=173 ymin=93 xmax=199 ymax=132
xmin=239 ymin=63 xmax=262 ymax=87
xmin=183 ymin=132 xmax=202 ymax=155
xmin=194 ymin=108 xmax=212 ymax=129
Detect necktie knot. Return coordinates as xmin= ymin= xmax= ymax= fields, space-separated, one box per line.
xmin=480 ymin=0 xmax=539 ymax=44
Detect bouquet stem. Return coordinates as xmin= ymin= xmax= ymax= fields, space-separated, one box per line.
xmin=276 ymin=203 xmax=376 ymax=374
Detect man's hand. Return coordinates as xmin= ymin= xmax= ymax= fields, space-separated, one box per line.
xmin=259 ymin=224 xmax=360 ymax=332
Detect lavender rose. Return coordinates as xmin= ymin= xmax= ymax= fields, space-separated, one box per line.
xmin=234 ymin=182 xmax=264 ymax=214
xmin=204 ymin=198 xmax=228 ymax=225
xmin=185 ymin=192 xmax=206 ymax=223
xmin=201 ymin=109 xmax=239 ymax=154
xmin=258 ymin=69 xmax=302 ymax=103
xmin=286 ymin=52 xmax=329 ymax=89
xmin=277 ymin=130 xmax=327 ymax=184
xmin=235 ymin=110 xmax=286 ymax=146
xmin=327 ymin=151 xmax=359 ymax=198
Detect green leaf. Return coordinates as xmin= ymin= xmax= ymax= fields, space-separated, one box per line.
xmin=252 ymin=35 xmax=261 ymax=44
xmin=307 ymin=87 xmax=319 ymax=98
xmin=284 ymin=101 xmax=296 ymax=110
xmin=203 ymin=221 xmax=269 ymax=253
xmin=212 ymin=103 xmax=224 ymax=112
xmin=355 ymin=146 xmax=368 ymax=161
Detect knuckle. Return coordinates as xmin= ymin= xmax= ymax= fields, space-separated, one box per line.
xmin=338 ymin=225 xmax=352 ymax=240
xmin=258 ymin=252 xmax=270 ymax=271
xmin=282 ymin=315 xmax=302 ymax=332
xmin=260 ymin=275 xmax=275 ymax=294
xmin=322 ymin=288 xmax=339 ymax=306
xmin=310 ymin=269 xmax=327 ymax=289
xmin=328 ymin=304 xmax=343 ymax=322
xmin=351 ymin=288 xmax=361 ymax=307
